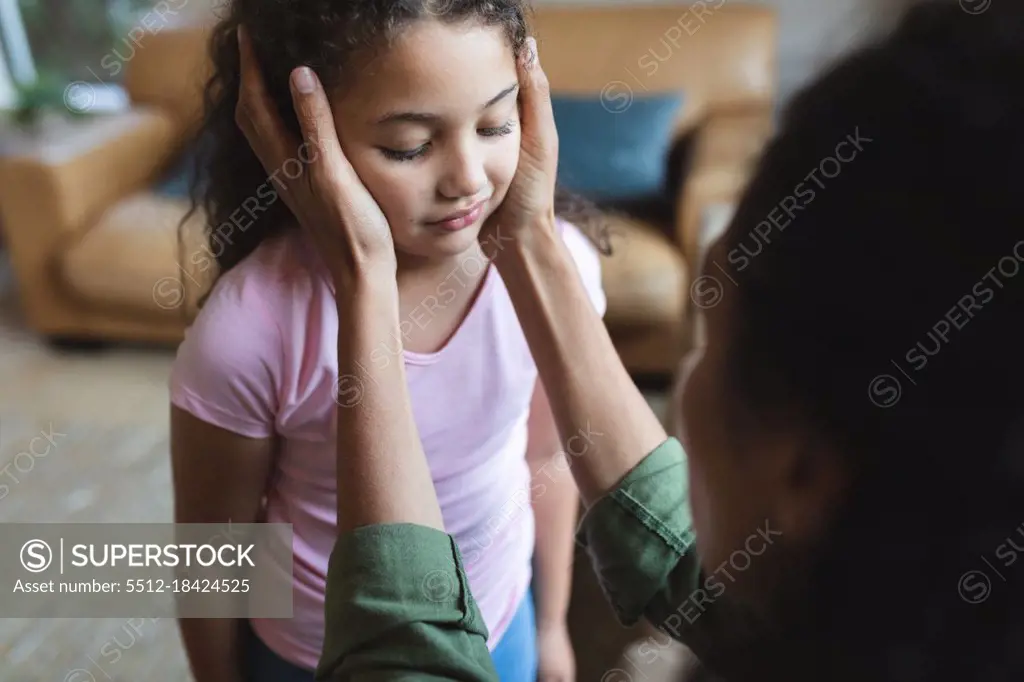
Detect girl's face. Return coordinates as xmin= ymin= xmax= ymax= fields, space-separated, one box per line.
xmin=331 ymin=20 xmax=521 ymax=262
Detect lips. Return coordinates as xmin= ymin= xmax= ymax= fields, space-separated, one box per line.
xmin=428 ymin=199 xmax=487 ymax=225
xmin=425 ymin=199 xmax=488 ymax=231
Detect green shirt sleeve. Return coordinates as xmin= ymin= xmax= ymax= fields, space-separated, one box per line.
xmin=318 ymin=437 xmax=719 ymax=680
xmin=575 ymin=436 xmax=698 ymax=625
xmin=315 ymin=523 xmax=498 ymax=681
xmin=576 ymin=437 xmax=772 ymax=678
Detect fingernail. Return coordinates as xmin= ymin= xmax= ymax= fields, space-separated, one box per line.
xmin=524 ymin=37 xmax=538 ymax=69
xmin=293 ymin=66 xmax=315 ymax=94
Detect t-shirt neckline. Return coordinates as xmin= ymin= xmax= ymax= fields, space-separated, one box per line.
xmin=307 ymin=234 xmax=497 ymax=367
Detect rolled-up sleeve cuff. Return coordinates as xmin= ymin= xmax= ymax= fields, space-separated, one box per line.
xmin=575 ymin=437 xmax=696 ymax=625
xmin=317 ymin=523 xmax=488 ymax=678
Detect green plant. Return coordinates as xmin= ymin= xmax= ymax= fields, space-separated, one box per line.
xmin=17 ymin=0 xmax=156 ymax=84
xmin=11 ymin=71 xmax=84 ymax=126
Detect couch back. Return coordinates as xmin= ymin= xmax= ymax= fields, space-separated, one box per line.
xmin=533 ymin=3 xmax=776 ymax=111
xmin=122 ymin=15 xmax=213 ymax=132
xmin=122 ymin=3 xmax=776 ymax=135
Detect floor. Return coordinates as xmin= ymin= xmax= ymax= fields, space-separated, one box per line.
xmin=0 ymin=255 xmax=676 ymax=681
xmin=0 ymin=261 xmax=191 ymax=680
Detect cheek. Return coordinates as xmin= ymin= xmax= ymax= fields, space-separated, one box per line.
xmin=347 ymin=152 xmax=425 ymax=230
xmin=331 ymin=114 xmax=427 ymax=238
xmin=679 ymin=359 xmax=715 ymax=564
xmin=682 ymin=358 xmax=772 ymax=584
xmin=680 ymin=351 xmax=750 ymax=573
xmin=687 ymin=448 xmax=716 ymax=574
xmin=487 ymin=132 xmax=520 ymax=195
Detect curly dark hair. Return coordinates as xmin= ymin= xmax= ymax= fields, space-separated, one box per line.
xmin=182 ymin=0 xmax=605 ymax=292
xmin=689 ymin=1 xmax=1024 ymax=681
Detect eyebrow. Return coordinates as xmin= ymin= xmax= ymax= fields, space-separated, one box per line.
xmin=375 ymin=82 xmax=519 ymax=125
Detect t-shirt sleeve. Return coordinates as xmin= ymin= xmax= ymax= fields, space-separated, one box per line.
xmin=169 ymin=274 xmax=281 ymax=439
xmin=559 ymin=219 xmax=608 ymax=318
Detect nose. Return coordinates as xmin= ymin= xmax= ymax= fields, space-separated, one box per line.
xmin=437 ymin=140 xmax=488 ymax=201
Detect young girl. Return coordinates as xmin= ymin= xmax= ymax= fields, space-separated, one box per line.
xmin=279 ymin=2 xmax=1024 ymax=681
xmin=168 ymin=2 xmax=607 ymax=681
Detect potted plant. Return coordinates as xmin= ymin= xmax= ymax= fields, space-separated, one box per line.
xmin=9 ymin=70 xmax=90 ymax=128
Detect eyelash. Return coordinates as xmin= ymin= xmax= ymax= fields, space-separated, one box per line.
xmin=480 ymin=122 xmax=515 ymax=138
xmin=380 ymin=121 xmax=516 ymax=163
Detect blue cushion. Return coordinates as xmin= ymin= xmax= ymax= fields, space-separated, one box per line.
xmin=154 ymin=133 xmax=214 ymax=199
xmin=551 ymin=92 xmax=684 ymax=202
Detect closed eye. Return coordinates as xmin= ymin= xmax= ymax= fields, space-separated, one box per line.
xmin=379 ymin=144 xmax=429 ymax=162
xmin=479 ymin=121 xmax=515 ymax=137
xmin=379 ymin=120 xmax=515 ymax=162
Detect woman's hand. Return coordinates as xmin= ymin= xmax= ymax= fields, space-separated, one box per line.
xmin=480 ymin=36 xmax=560 ymax=261
xmin=235 ymin=25 xmax=395 ymax=288
xmin=536 ymin=620 xmax=576 ymax=682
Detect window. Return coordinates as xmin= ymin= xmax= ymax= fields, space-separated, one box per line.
xmin=0 ymin=46 xmax=14 ymax=108
xmin=16 ymin=0 xmax=156 ymax=85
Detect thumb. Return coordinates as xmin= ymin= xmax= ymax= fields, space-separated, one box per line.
xmin=517 ymin=36 xmax=558 ymax=167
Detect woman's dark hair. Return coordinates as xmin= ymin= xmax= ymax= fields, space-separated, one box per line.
xmin=709 ymin=1 xmax=1024 ymax=680
xmin=183 ymin=0 xmax=605 ymax=291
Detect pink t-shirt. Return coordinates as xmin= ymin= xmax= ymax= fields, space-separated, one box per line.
xmin=169 ymin=221 xmax=605 ymax=670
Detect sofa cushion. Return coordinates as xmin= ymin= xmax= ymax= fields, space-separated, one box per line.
xmin=553 ymin=92 xmax=684 ymax=202
xmin=60 ymin=192 xmax=212 ymax=319
xmin=691 ymin=107 xmax=775 ymax=172
xmin=600 ymin=213 xmax=688 ymax=328
xmin=154 ymin=128 xmax=216 ymax=199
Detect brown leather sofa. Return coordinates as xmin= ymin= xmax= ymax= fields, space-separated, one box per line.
xmin=0 ymin=4 xmax=776 ymax=376
xmin=536 ymin=4 xmax=776 ymax=377
xmin=0 ymin=20 xmax=212 ymax=345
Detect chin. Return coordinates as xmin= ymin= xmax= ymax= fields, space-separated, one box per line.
xmin=398 ymin=225 xmax=483 ymax=261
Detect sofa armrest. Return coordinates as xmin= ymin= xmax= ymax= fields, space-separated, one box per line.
xmin=671 ymin=93 xmax=708 ymax=142
xmin=675 ymin=105 xmax=775 ymax=274
xmin=0 ymin=108 xmax=183 ymax=241
xmin=0 ymin=108 xmax=182 ymax=330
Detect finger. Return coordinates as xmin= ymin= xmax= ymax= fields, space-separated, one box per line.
xmin=517 ymin=36 xmax=558 ymax=163
xmin=236 ymin=24 xmax=296 ymax=179
xmin=289 ymin=66 xmax=378 ymax=218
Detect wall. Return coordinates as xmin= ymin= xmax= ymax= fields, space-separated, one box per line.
xmin=535 ymin=0 xmax=880 ymax=106
xmin=187 ymin=0 xmax=881 ymax=106
xmin=745 ymin=0 xmax=873 ymax=104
